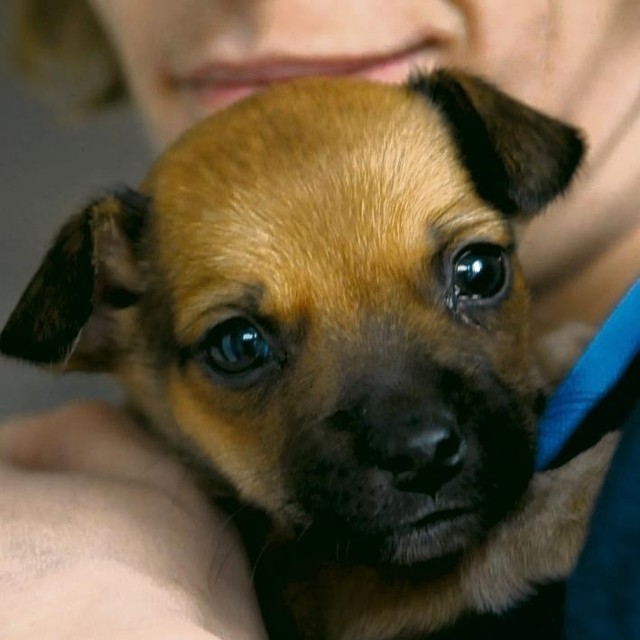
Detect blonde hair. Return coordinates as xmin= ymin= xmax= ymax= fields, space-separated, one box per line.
xmin=13 ymin=0 xmax=126 ymax=112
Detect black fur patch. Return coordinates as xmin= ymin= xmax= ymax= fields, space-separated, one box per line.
xmin=281 ymin=359 xmax=536 ymax=565
xmin=407 ymin=70 xmax=585 ymax=215
xmin=139 ymin=278 xmax=181 ymax=370
xmin=115 ymin=186 xmax=150 ymax=255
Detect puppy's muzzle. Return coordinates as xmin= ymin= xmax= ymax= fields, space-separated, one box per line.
xmin=283 ymin=354 xmax=535 ymax=564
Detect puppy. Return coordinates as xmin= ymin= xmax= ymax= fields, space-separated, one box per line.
xmin=0 ymin=70 xmax=617 ymax=639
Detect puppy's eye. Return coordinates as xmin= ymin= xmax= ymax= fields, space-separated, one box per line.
xmin=452 ymin=244 xmax=507 ymax=300
xmin=203 ymin=318 xmax=273 ymax=375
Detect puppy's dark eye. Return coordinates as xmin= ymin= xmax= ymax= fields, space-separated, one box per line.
xmin=452 ymin=244 xmax=507 ymax=300
xmin=203 ymin=318 xmax=272 ymax=375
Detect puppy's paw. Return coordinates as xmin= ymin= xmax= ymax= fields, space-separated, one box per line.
xmin=463 ymin=431 xmax=620 ymax=613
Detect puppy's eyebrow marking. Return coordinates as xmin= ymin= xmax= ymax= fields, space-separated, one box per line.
xmin=433 ymin=205 xmax=504 ymax=232
xmin=429 ymin=205 xmax=510 ymax=247
xmin=176 ymin=283 xmax=266 ymax=340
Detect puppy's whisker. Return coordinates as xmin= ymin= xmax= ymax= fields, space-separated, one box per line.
xmin=208 ymin=532 xmax=242 ymax=593
xmin=218 ymin=502 xmax=251 ymax=535
xmin=206 ymin=502 xmax=254 ymax=593
xmin=295 ymin=523 xmax=313 ymax=545
xmin=250 ymin=540 xmax=272 ymax=586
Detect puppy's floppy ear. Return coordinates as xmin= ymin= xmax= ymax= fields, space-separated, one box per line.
xmin=408 ymin=69 xmax=586 ymax=215
xmin=0 ymin=188 xmax=148 ymax=370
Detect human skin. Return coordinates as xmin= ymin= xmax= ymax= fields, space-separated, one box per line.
xmin=2 ymin=2 xmax=639 ymax=638
xmin=0 ymin=403 xmax=267 ymax=640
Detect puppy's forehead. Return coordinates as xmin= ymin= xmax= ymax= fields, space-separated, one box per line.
xmin=142 ymin=78 xmax=502 ymax=335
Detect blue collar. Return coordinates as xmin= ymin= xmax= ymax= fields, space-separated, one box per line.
xmin=535 ymin=279 xmax=640 ymax=470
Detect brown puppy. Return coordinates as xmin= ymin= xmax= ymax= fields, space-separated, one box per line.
xmin=0 ymin=71 xmax=617 ymax=639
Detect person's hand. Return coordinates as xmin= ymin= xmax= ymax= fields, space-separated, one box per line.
xmin=0 ymin=401 xmax=267 ymax=640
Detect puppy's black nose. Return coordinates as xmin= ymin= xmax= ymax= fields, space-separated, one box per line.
xmin=332 ymin=401 xmax=466 ymax=490
xmin=379 ymin=422 xmax=465 ymax=482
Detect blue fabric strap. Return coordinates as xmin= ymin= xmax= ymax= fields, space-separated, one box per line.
xmin=535 ymin=279 xmax=640 ymax=470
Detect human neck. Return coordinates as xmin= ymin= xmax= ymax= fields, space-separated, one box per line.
xmin=520 ymin=32 xmax=640 ymax=334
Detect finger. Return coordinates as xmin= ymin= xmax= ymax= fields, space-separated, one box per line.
xmin=1 ymin=402 xmax=149 ymax=468
xmin=0 ymin=402 xmax=198 ymax=500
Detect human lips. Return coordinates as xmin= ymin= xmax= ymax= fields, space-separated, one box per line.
xmin=170 ymin=38 xmax=442 ymax=115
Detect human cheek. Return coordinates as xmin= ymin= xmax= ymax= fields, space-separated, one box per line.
xmin=86 ymin=1 xmax=160 ymax=101
xmin=86 ymin=1 xmax=192 ymax=144
xmin=446 ymin=0 xmax=553 ymax=106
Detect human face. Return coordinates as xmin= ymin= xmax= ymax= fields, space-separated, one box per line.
xmin=87 ymin=0 xmax=638 ymax=149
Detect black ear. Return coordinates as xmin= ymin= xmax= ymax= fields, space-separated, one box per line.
xmin=0 ymin=188 xmax=149 ymax=368
xmin=408 ymin=69 xmax=586 ymax=215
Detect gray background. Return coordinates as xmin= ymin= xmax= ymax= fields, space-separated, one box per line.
xmin=1 ymin=3 xmax=150 ymax=417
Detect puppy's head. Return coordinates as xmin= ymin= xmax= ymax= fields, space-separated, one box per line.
xmin=1 ymin=71 xmax=584 ymax=566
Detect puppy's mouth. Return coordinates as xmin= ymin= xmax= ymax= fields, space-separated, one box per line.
xmin=293 ymin=492 xmax=483 ymax=567
xmin=381 ymin=506 xmax=480 ymax=565
xmin=411 ymin=506 xmax=474 ymax=529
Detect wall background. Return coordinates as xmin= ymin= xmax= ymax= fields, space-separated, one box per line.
xmin=0 ymin=3 xmax=150 ymax=416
